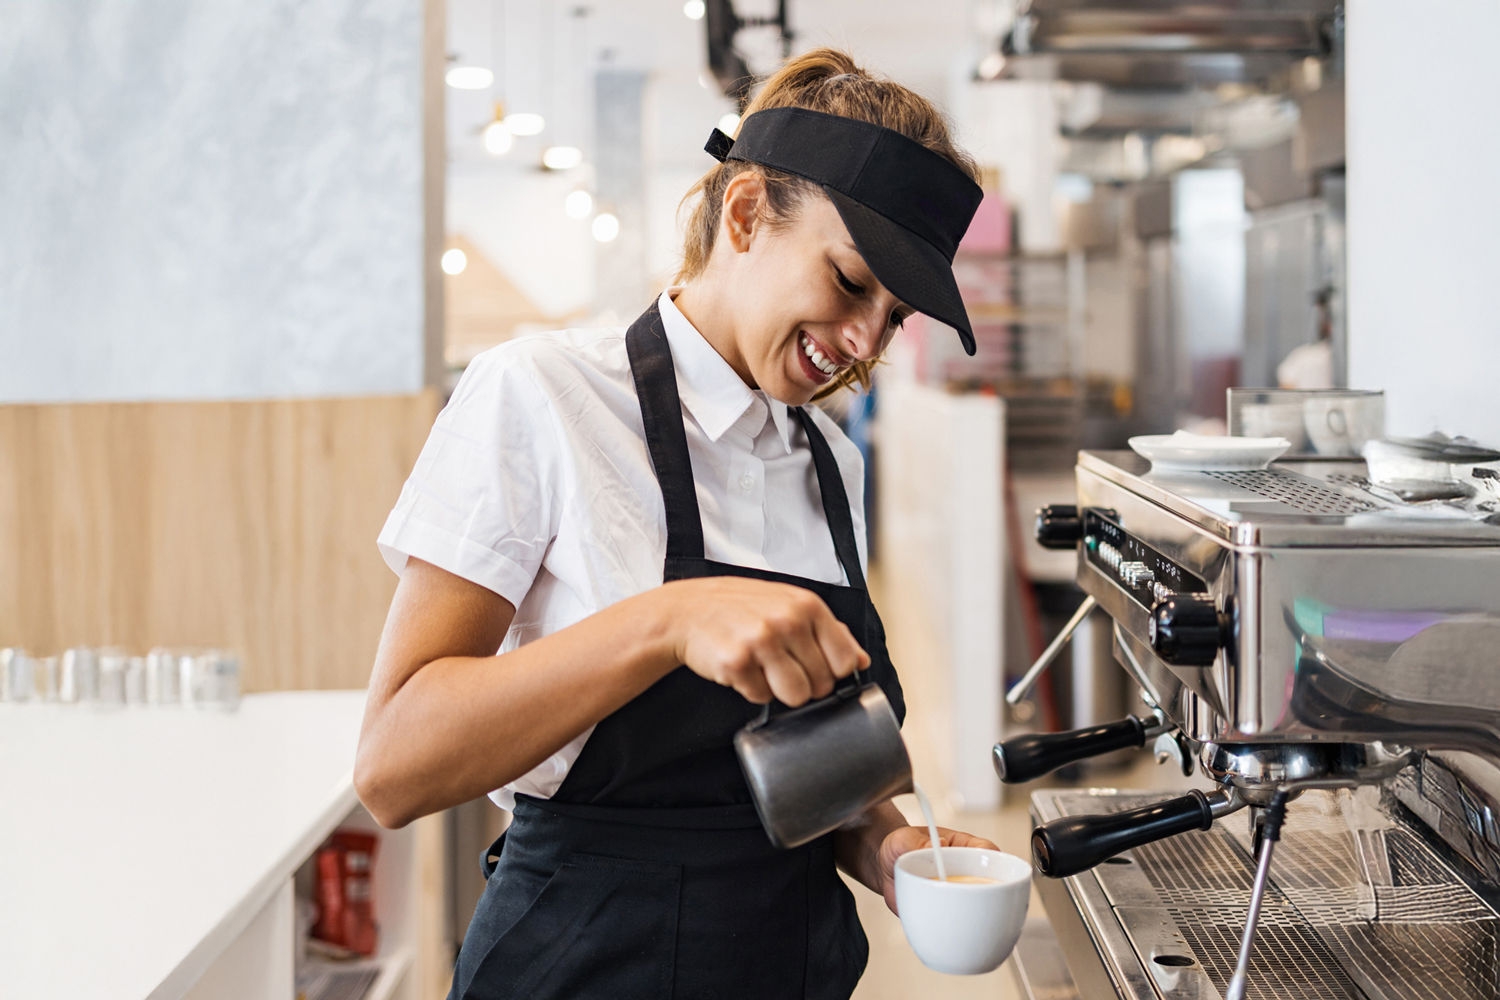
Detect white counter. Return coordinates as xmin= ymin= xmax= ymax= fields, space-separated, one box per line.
xmin=0 ymin=690 xmax=389 ymax=1000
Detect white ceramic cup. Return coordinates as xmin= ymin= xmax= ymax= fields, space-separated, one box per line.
xmin=1303 ymin=393 xmax=1385 ymax=456
xmin=894 ymin=847 xmax=1031 ymax=975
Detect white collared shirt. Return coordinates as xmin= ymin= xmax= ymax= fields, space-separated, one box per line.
xmin=377 ymin=289 xmax=868 ymax=808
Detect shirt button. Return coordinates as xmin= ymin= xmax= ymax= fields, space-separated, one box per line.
xmin=739 ymin=473 xmax=755 ymax=492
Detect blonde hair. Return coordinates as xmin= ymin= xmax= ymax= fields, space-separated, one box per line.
xmin=675 ymin=48 xmax=979 ymax=398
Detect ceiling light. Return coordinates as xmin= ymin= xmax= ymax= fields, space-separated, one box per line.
xmin=717 ymin=112 xmax=741 ymax=134
xmin=683 ymin=0 xmax=706 ymax=19
xmin=445 ymin=66 xmax=494 ymax=91
xmin=441 ymin=248 xmax=468 ymax=275
xmin=565 ymin=189 xmax=594 ymax=219
xmin=592 ymin=212 xmax=620 ymax=243
xmin=482 ymin=121 xmax=514 ymax=156
xmin=504 ymin=112 xmax=546 ymax=136
xmin=542 ymin=145 xmax=584 ymax=171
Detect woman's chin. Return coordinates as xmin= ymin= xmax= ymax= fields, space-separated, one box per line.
xmin=768 ymin=369 xmax=819 ymax=407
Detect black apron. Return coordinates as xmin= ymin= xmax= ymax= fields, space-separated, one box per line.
xmin=449 ymin=303 xmax=905 ymax=1000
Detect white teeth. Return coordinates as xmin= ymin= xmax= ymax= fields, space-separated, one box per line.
xmin=800 ymin=333 xmax=840 ymax=377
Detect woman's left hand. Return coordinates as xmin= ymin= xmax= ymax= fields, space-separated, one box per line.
xmin=876 ymin=825 xmax=1000 ymax=915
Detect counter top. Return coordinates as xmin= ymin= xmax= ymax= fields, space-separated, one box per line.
xmin=0 ymin=690 xmax=370 ymax=999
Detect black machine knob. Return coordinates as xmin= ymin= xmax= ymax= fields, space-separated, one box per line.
xmin=1150 ymin=594 xmax=1226 ymax=667
xmin=1035 ymin=505 xmax=1083 ymax=550
xmin=992 ymin=716 xmax=1148 ymax=784
xmin=1032 ymin=790 xmax=1218 ymax=878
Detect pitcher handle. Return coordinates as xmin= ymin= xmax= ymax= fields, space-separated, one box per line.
xmin=751 ymin=669 xmax=867 ymax=728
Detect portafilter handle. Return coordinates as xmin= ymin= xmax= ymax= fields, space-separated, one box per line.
xmin=1032 ymin=788 xmax=1244 ymax=878
xmin=993 ymin=713 xmax=1165 ymax=784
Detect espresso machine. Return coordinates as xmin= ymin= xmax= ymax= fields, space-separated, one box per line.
xmin=995 ymin=449 xmax=1500 ymax=999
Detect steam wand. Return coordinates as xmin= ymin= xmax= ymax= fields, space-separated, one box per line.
xmin=1225 ymin=769 xmax=1392 ymax=1000
xmin=1225 ymin=788 xmax=1289 ymax=1000
xmin=1005 ymin=595 xmax=1097 ymax=705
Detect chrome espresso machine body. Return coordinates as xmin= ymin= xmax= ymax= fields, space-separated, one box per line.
xmin=998 ymin=450 xmax=1500 ymax=1000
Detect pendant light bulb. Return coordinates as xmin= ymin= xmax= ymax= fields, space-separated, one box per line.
xmin=482 ymin=120 xmax=514 ymax=156
xmin=592 ymin=212 xmax=620 ymax=243
xmin=445 ymin=66 xmax=494 ymax=90
xmin=542 ymin=145 xmax=584 ymax=171
xmin=565 ymin=189 xmax=594 ymax=219
xmin=441 ymin=248 xmax=468 ymax=275
xmin=504 ymin=112 xmax=546 ymax=137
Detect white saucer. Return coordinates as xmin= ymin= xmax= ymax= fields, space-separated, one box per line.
xmin=1129 ymin=431 xmax=1291 ymax=472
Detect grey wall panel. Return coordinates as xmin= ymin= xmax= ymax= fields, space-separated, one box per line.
xmin=1 ymin=0 xmax=429 ymax=402
xmin=1346 ymin=1 xmax=1500 ymax=443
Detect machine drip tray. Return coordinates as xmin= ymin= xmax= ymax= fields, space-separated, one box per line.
xmin=1030 ymin=789 xmax=1500 ymax=1000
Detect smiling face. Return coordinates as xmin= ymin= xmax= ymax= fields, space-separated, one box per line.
xmin=676 ymin=172 xmax=913 ymax=407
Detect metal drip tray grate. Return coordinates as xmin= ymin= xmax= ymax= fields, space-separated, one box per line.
xmin=1202 ymin=469 xmax=1379 ymax=515
xmin=1044 ymin=791 xmax=1500 ymax=999
xmin=1168 ymin=912 xmax=1360 ymax=1000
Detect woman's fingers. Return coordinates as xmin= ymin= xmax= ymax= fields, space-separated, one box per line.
xmin=811 ymin=613 xmax=870 ymax=681
xmin=778 ymin=619 xmax=838 ymax=700
xmin=939 ymin=829 xmax=1000 ymax=851
xmin=769 ymin=587 xmax=865 ymax=701
xmin=670 ymin=577 xmax=869 ymax=705
xmin=757 ymin=641 xmax=815 ymax=706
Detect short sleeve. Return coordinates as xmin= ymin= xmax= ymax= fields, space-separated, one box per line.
xmin=378 ymin=347 xmax=561 ymax=607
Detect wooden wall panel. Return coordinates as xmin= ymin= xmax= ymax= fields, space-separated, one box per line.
xmin=0 ymin=393 xmax=440 ymax=692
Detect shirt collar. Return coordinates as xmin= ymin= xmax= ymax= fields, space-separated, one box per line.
xmin=657 ymin=289 xmax=795 ymax=453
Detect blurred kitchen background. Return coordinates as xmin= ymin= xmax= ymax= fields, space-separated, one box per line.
xmin=3 ymin=2 xmax=1498 ymax=998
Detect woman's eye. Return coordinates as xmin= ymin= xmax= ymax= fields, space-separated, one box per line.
xmin=890 ymin=311 xmax=906 ymax=329
xmin=835 ymin=269 xmax=863 ymax=295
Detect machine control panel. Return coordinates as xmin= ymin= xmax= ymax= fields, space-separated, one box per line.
xmin=1083 ymin=509 xmax=1207 ymax=609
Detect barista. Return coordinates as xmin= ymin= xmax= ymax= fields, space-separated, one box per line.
xmin=1277 ymin=285 xmax=1336 ymax=389
xmin=355 ymin=49 xmax=998 ymax=999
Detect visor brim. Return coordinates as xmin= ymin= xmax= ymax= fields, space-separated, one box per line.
xmin=825 ymin=187 xmax=976 ymax=356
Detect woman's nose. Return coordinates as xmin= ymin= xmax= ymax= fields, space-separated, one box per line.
xmin=840 ymin=308 xmax=889 ymax=361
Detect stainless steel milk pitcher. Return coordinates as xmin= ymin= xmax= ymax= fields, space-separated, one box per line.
xmin=734 ymin=675 xmax=913 ymax=849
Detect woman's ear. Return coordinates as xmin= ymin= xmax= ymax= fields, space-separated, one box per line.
xmin=720 ymin=171 xmax=766 ymax=253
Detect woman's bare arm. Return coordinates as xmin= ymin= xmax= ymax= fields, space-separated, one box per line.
xmin=355 ymin=558 xmax=869 ymax=828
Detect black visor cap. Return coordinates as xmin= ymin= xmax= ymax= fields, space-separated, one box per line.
xmin=707 ymin=107 xmax=984 ymax=355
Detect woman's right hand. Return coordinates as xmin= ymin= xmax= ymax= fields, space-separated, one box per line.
xmin=661 ymin=577 xmax=870 ymax=707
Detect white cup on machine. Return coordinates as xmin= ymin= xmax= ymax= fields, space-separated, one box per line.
xmin=1303 ymin=391 xmax=1385 ymax=457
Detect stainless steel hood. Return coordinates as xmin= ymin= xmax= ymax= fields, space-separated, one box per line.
xmin=997 ymin=0 xmax=1341 ymax=88
xmin=1008 ymin=0 xmax=1337 ymax=56
xmin=997 ymin=50 xmax=1309 ymax=88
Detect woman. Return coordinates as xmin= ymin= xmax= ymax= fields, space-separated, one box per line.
xmin=357 ymin=48 xmax=997 ymax=999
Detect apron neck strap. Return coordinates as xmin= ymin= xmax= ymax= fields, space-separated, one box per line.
xmin=625 ymin=300 xmax=867 ymax=592
xmin=626 ymin=302 xmax=706 ymax=562
xmin=793 ymin=407 xmax=867 ymax=592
